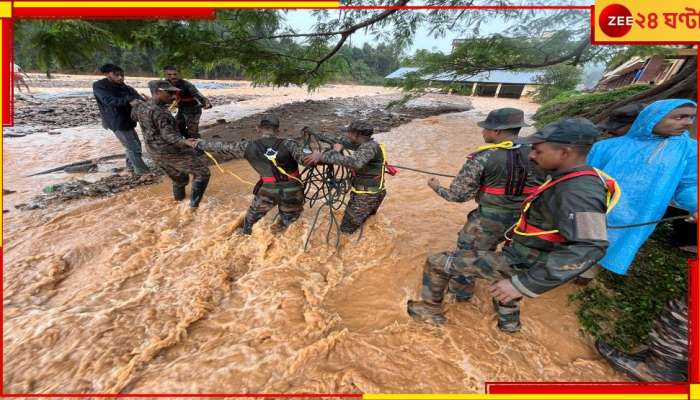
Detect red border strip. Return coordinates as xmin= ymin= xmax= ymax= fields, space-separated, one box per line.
xmin=487 ymin=382 xmax=689 ymax=394
xmin=14 ymin=8 xmax=217 ymax=18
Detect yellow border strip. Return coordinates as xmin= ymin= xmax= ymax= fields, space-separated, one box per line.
xmin=363 ymin=395 xmax=687 ymax=400
xmin=14 ymin=1 xmax=339 ymax=8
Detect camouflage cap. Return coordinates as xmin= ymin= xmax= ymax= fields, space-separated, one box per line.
xmin=259 ymin=114 xmax=280 ymax=128
xmin=152 ymin=80 xmax=181 ymax=92
xmin=345 ymin=120 xmax=374 ymax=136
xmin=477 ymin=108 xmax=530 ymax=130
xmin=597 ymin=102 xmax=645 ymax=131
xmin=516 ymin=117 xmax=601 ymax=145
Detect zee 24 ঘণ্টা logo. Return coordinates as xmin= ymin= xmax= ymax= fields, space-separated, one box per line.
xmin=598 ymin=3 xmax=700 ymax=38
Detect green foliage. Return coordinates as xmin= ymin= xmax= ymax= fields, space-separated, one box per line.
xmin=532 ymin=64 xmax=582 ymax=103
xmin=570 ymin=224 xmax=688 ymax=351
xmin=532 ymin=85 xmax=650 ymax=127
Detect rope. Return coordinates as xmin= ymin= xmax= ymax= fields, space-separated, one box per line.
xmin=608 ymin=215 xmax=692 ymax=229
xmin=202 ymin=150 xmax=255 ymax=186
xmin=389 ymin=164 xmax=456 ymax=178
xmin=300 ymin=130 xmax=354 ymax=251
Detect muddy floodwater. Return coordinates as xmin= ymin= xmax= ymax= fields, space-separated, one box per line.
xmin=3 ymin=80 xmax=625 ymax=394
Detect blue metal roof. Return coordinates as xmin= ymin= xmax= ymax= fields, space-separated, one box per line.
xmin=385 ymin=67 xmax=543 ymax=84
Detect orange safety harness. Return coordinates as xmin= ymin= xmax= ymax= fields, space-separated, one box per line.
xmin=510 ymin=168 xmax=620 ymax=242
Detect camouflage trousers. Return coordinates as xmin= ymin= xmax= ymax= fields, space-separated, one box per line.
xmin=176 ymin=106 xmax=202 ymax=139
xmin=422 ymin=248 xmax=524 ymax=328
xmin=646 ymin=298 xmax=688 ymax=380
xmin=450 ymin=206 xmax=520 ymax=300
xmin=245 ymin=183 xmax=305 ymax=230
xmin=151 ymin=151 xmax=211 ymax=187
xmin=341 ymin=190 xmax=386 ymax=234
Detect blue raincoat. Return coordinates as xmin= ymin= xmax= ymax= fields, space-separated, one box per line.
xmin=588 ymin=99 xmax=698 ymax=275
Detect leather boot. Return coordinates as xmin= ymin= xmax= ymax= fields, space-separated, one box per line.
xmin=172 ymin=184 xmax=186 ymax=201
xmin=407 ymin=300 xmax=446 ymax=325
xmin=189 ymin=178 xmax=209 ymax=208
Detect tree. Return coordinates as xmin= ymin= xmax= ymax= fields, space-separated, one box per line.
xmin=532 ymin=64 xmax=582 ymax=103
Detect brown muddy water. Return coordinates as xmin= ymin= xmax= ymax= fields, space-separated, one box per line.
xmin=3 ymin=88 xmax=625 ymax=394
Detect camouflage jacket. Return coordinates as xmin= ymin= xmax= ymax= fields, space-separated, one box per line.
xmin=172 ymin=79 xmax=208 ymax=108
xmin=130 ymin=99 xmax=188 ymax=156
xmin=434 ymin=145 xmax=544 ymax=211
xmin=316 ymin=132 xmax=381 ymax=173
xmin=195 ymin=135 xmax=306 ymax=165
xmin=504 ymin=165 xmax=609 ymax=296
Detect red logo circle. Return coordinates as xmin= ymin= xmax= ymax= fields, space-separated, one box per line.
xmin=599 ymin=4 xmax=633 ymax=37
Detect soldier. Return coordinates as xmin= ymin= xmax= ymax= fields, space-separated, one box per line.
xmin=407 ymin=118 xmax=619 ymax=332
xmin=130 ymin=80 xmax=211 ymax=208
xmin=303 ymin=120 xmax=390 ymax=234
xmin=427 ymin=108 xmax=543 ymax=302
xmin=164 ymin=65 xmax=213 ymax=139
xmin=596 ymin=297 xmax=687 ymax=381
xmin=186 ymin=115 xmax=308 ymax=235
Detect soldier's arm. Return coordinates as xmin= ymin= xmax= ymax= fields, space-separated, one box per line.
xmin=510 ymin=180 xmax=608 ymax=297
xmin=283 ymin=139 xmax=309 ymax=166
xmin=195 ymin=139 xmax=249 ymax=158
xmin=320 ymin=141 xmax=376 ymax=170
xmin=155 ymin=110 xmax=187 ymax=147
xmin=433 ymin=152 xmax=487 ymax=202
xmin=314 ymin=132 xmax=357 ymax=150
xmin=184 ymin=80 xmax=209 ymax=105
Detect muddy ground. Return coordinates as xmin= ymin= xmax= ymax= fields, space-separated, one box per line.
xmin=13 ymin=93 xmax=472 ymax=211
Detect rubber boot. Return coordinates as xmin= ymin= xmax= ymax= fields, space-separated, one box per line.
xmin=407 ymin=300 xmax=446 ymax=325
xmin=172 ymin=184 xmax=186 ymax=201
xmin=189 ymin=178 xmax=209 ymax=208
xmin=448 ymin=275 xmax=475 ymax=302
xmin=596 ymin=339 xmax=685 ymax=381
xmin=493 ymin=298 xmax=521 ymax=333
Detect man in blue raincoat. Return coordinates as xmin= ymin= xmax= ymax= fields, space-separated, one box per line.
xmin=587 ymin=99 xmax=697 ymax=276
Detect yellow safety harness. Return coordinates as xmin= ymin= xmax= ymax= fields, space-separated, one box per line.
xmin=476 ymin=140 xmax=516 ymax=152
xmin=263 ymin=148 xmax=303 ymax=184
xmin=351 ymin=143 xmax=389 ymax=195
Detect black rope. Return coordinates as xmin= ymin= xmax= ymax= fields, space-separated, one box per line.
xmin=608 ymin=215 xmax=692 ymax=229
xmin=389 ymin=164 xmax=456 ymax=178
xmin=300 ymin=130 xmax=353 ymax=251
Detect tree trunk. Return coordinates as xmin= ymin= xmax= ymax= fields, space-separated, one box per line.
xmin=582 ymin=57 xmax=696 ymax=123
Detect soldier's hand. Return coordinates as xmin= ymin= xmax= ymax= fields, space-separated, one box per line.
xmin=333 ymin=143 xmax=344 ymax=152
xmin=686 ymin=211 xmax=697 ymax=223
xmin=489 ymin=279 xmax=523 ymax=304
xmin=204 ymin=102 xmax=213 ymax=109
xmin=427 ymin=177 xmax=441 ymax=191
xmin=184 ymin=138 xmax=200 ymax=148
xmin=140 ymin=92 xmax=150 ymax=101
xmin=303 ymin=151 xmax=323 ymax=166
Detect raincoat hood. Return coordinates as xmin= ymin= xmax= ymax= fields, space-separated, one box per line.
xmin=587 ymin=99 xmax=697 ymax=275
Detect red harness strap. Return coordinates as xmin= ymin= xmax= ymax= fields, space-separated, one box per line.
xmin=260 ymin=170 xmax=301 ymax=183
xmin=515 ymin=169 xmax=610 ymax=242
xmin=479 ymin=185 xmax=539 ymax=195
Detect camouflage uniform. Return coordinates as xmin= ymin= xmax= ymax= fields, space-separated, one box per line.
xmin=195 ymin=133 xmax=307 ymax=233
xmin=409 ymin=119 xmax=611 ymax=331
xmin=597 ymin=298 xmax=688 ymax=381
xmin=317 ymin=130 xmax=386 ymax=234
xmin=171 ymin=79 xmax=209 ymax=139
xmin=433 ymin=145 xmax=543 ymax=300
xmin=130 ymin=97 xmax=211 ymax=207
xmin=433 ymin=108 xmax=543 ymax=301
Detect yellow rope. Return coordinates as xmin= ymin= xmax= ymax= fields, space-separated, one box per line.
xmin=203 ymin=150 xmax=255 ymax=186
xmin=476 ymin=140 xmax=514 ymax=152
xmin=269 ymin=158 xmax=303 ymax=184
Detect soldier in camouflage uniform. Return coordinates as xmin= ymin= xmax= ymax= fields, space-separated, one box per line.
xmin=187 ymin=115 xmax=308 ymax=235
xmin=164 ymin=66 xmax=212 ymax=139
xmin=596 ymin=297 xmax=687 ymax=381
xmin=428 ymin=108 xmax=543 ymax=303
xmin=408 ymin=119 xmax=617 ymax=332
xmin=303 ymin=120 xmax=389 ymax=234
xmin=130 ymin=80 xmax=211 ymax=208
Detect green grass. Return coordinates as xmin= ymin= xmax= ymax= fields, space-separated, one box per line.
xmin=569 ymin=223 xmax=689 ymax=351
